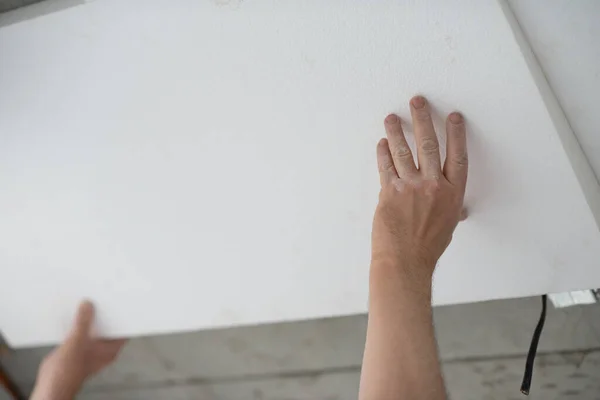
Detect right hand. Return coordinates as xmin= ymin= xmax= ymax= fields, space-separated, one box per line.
xmin=371 ymin=95 xmax=468 ymax=286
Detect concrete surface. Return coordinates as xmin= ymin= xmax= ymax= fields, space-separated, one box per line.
xmin=2 ymin=297 xmax=600 ymax=399
xmin=0 ymin=0 xmax=43 ymax=13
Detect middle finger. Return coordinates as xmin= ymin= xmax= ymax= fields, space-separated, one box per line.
xmin=410 ymin=96 xmax=441 ymax=178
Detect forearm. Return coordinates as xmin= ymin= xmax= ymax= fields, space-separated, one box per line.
xmin=359 ymin=260 xmax=446 ymax=400
xmin=30 ymin=374 xmax=80 ymax=400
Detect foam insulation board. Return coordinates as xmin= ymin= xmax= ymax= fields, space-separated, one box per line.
xmin=1 ymin=0 xmax=599 ymax=347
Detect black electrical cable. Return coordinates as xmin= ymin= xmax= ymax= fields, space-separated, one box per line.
xmin=520 ymin=294 xmax=547 ymax=395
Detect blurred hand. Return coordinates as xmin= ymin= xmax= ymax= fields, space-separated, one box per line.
xmin=31 ymin=301 xmax=126 ymax=400
xmin=372 ymin=95 xmax=467 ymax=288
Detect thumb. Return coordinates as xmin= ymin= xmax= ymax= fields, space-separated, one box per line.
xmin=70 ymin=300 xmax=95 ymax=340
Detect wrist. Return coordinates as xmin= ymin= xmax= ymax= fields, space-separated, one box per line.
xmin=369 ymin=258 xmax=434 ymax=300
xmin=31 ymin=379 xmax=80 ymax=400
xmin=33 ymin=365 xmax=83 ymax=400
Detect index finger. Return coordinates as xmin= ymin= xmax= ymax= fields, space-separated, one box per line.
xmin=384 ymin=114 xmax=417 ymax=179
xmin=376 ymin=138 xmax=398 ymax=187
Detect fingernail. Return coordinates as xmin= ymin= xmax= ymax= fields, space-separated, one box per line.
xmin=385 ymin=114 xmax=399 ymax=124
xmin=411 ymin=96 xmax=426 ymax=109
xmin=449 ymin=112 xmax=463 ymax=124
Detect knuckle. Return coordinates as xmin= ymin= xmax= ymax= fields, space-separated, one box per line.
xmin=449 ymin=121 xmax=466 ymax=133
xmin=392 ymin=179 xmax=409 ymax=193
xmin=379 ymin=161 xmax=394 ymax=173
xmin=378 ymin=155 xmax=391 ymax=167
xmin=378 ymin=156 xmax=394 ymax=172
xmin=393 ymin=145 xmax=412 ymax=160
xmin=452 ymin=152 xmax=469 ymax=167
xmin=424 ymin=179 xmax=442 ymax=194
xmin=420 ymin=137 xmax=439 ymax=153
xmin=379 ymin=155 xmax=394 ymax=169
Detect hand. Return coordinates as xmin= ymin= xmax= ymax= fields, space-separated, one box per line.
xmin=31 ymin=301 xmax=126 ymax=400
xmin=372 ymin=95 xmax=467 ymax=287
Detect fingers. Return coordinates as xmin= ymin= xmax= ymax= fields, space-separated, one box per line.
xmin=410 ymin=96 xmax=441 ymax=178
xmin=443 ymin=112 xmax=468 ymax=191
xmin=71 ymin=300 xmax=95 ymax=339
xmin=376 ymin=138 xmax=397 ymax=186
xmin=460 ymin=207 xmax=468 ymax=221
xmin=384 ymin=114 xmax=417 ymax=178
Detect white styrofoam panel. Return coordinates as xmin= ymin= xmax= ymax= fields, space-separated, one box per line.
xmin=0 ymin=0 xmax=599 ymax=347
